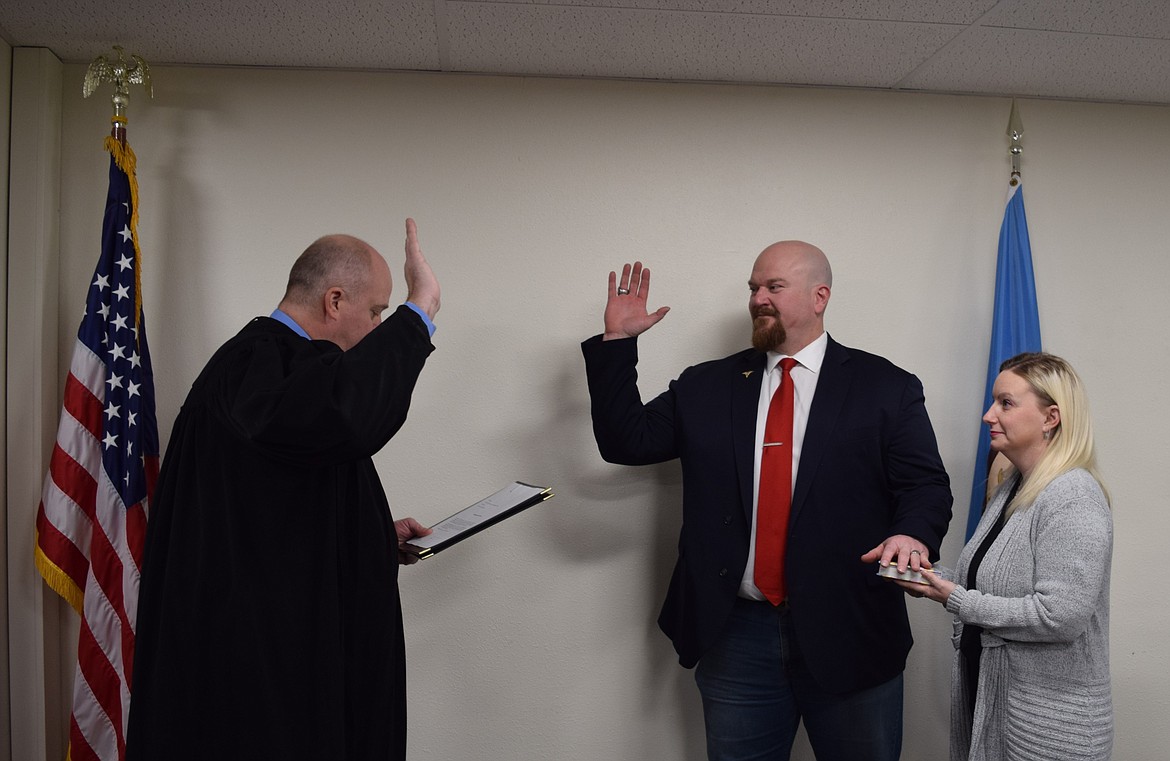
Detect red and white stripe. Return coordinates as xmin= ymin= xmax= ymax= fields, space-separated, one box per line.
xmin=36 ymin=337 xmax=150 ymax=761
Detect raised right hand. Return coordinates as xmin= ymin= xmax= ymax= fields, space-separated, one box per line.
xmin=603 ymin=261 xmax=670 ymax=340
xmin=403 ymin=217 xmax=440 ymax=319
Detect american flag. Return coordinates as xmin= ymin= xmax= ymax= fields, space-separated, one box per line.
xmin=34 ymin=137 xmax=160 ymax=761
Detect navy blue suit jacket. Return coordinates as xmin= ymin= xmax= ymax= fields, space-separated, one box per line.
xmin=582 ymin=334 xmax=952 ymax=694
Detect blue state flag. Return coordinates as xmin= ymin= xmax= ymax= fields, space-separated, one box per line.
xmin=965 ymin=178 xmax=1042 ymax=540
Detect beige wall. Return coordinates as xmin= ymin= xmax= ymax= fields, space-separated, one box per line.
xmin=7 ymin=47 xmax=72 ymax=761
xmin=10 ymin=62 xmax=1170 ymax=759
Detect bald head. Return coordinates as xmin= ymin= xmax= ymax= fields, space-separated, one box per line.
xmin=748 ymin=240 xmax=833 ymax=354
xmin=281 ymin=234 xmax=381 ymax=309
xmin=278 ymin=234 xmax=394 ymax=350
xmin=754 ymin=240 xmax=833 ymax=291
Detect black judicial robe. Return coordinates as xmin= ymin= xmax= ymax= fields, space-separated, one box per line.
xmin=127 ymin=305 xmax=433 ymax=761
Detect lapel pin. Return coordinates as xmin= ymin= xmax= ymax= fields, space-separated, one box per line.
xmin=743 ymin=371 xmax=753 ymax=379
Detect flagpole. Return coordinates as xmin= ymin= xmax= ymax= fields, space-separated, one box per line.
xmin=1007 ymin=98 xmax=1024 ymax=183
xmin=83 ymin=44 xmax=153 ymax=147
xmin=84 ymin=46 xmax=153 ymax=338
xmin=35 ymin=45 xmax=160 ymax=761
xmin=963 ymin=99 xmax=1043 ymax=540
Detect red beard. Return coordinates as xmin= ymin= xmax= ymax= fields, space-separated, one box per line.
xmin=751 ymin=309 xmax=786 ymax=352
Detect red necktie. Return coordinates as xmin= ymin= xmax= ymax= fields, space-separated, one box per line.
xmin=755 ymin=357 xmax=797 ymax=605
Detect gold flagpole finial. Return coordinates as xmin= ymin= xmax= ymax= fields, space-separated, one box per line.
xmin=1006 ymin=99 xmax=1024 ymax=185
xmin=83 ymin=45 xmax=153 ymax=144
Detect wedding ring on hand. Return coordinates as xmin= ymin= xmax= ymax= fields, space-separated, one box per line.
xmin=617 ymin=287 xmax=630 ymax=295
xmin=910 ymin=550 xmax=921 ymax=555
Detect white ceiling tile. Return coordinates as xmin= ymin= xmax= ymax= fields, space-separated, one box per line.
xmin=898 ymin=26 xmax=1170 ymax=103
xmin=0 ymin=0 xmax=441 ymax=69
xmin=980 ymin=0 xmax=1170 ymax=39
xmin=445 ymin=4 xmax=961 ymax=86
xmin=458 ymin=0 xmax=998 ymax=25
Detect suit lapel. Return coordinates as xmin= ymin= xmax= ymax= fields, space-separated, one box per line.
xmin=790 ymin=337 xmax=852 ymax=524
xmin=733 ymin=352 xmax=768 ymax=523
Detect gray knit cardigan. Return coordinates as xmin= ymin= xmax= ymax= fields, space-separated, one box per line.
xmin=945 ymin=467 xmax=1113 ymax=761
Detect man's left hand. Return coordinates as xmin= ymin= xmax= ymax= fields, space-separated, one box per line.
xmin=860 ymin=534 xmax=929 ymax=574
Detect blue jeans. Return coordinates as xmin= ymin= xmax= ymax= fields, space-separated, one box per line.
xmin=694 ymin=597 xmax=903 ymax=761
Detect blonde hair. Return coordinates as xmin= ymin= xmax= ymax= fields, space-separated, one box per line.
xmin=1000 ymin=352 xmax=1109 ymax=517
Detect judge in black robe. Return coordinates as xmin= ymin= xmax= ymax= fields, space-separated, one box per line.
xmin=128 ymin=224 xmax=439 ymax=761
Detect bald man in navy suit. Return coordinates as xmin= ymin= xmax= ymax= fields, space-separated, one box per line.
xmin=581 ymin=242 xmax=952 ymax=761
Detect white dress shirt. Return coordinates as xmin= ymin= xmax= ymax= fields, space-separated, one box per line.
xmin=739 ymin=331 xmax=828 ymax=600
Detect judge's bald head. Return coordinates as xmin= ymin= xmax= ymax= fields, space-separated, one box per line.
xmin=278 ymin=234 xmax=394 ymax=350
xmin=282 ymin=234 xmax=382 ymax=307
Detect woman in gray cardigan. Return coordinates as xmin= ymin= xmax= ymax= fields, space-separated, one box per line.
xmin=901 ymin=352 xmax=1112 ymax=760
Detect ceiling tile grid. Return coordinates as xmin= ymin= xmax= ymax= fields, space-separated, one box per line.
xmin=461 ymin=0 xmax=998 ymax=25
xmin=899 ymin=26 xmax=1170 ymax=103
xmin=980 ymin=0 xmax=1170 ymax=38
xmin=444 ymin=3 xmax=963 ymax=86
xmin=0 ymin=0 xmax=442 ymax=70
xmin=1 ymin=0 xmax=1168 ymax=105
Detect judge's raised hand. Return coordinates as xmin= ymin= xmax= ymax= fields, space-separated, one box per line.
xmin=603 ymin=261 xmax=671 ymax=340
xmin=403 ymin=218 xmax=440 ymax=320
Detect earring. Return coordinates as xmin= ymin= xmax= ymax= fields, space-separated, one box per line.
xmin=1042 ymin=429 xmax=1051 ymax=440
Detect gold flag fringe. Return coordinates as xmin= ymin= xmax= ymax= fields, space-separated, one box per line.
xmin=34 ymin=532 xmax=85 ymax=615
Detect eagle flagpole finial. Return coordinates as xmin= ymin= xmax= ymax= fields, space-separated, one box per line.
xmin=83 ymin=45 xmax=153 ymax=143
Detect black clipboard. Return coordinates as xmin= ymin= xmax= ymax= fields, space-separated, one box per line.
xmin=401 ymin=481 xmax=554 ymax=559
